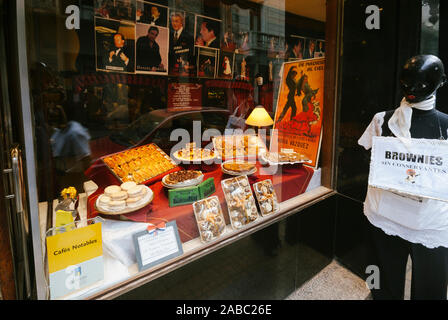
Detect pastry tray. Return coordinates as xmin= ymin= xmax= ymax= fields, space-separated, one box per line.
xmin=101 ymin=143 xmax=180 ymax=185
xmin=212 ymin=134 xmax=267 ymax=160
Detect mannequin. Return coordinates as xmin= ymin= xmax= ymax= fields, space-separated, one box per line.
xmin=358 ymin=55 xmax=448 ymax=300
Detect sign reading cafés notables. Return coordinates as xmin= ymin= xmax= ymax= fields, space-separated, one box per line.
xmin=369 ymin=136 xmax=448 ymax=201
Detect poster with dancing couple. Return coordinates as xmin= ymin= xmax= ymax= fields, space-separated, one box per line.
xmin=270 ymin=58 xmax=325 ymax=168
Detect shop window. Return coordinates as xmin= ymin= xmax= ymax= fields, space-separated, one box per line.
xmin=21 ymin=0 xmax=336 ymax=299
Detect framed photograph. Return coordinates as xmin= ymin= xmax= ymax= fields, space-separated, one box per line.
xmin=168 ymin=11 xmax=195 ymax=76
xmin=136 ymin=23 xmax=169 ymax=74
xmin=286 ymin=35 xmax=305 ymax=61
xmin=95 ymin=0 xmax=136 ymax=22
xmin=136 ymin=1 xmax=168 ymax=27
xmin=236 ymin=31 xmax=250 ymax=54
xmin=197 ymin=47 xmax=218 ymax=78
xmin=315 ymin=39 xmax=325 ymax=58
xmin=234 ymin=53 xmax=249 ymax=81
xmin=218 ymin=51 xmax=234 ymax=79
xmin=194 ymin=15 xmax=221 ymax=49
xmin=95 ymin=17 xmax=136 ymax=73
xmin=303 ymin=38 xmax=317 ymax=60
xmin=221 ymin=29 xmax=236 ymax=52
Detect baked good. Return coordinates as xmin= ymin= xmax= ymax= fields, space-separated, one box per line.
xmin=99 ymin=195 xmax=111 ymax=206
xmin=164 ymin=170 xmax=202 ymax=185
xmin=108 ymin=200 xmax=126 ymax=210
xmin=103 ymin=144 xmax=177 ymax=184
xmin=126 ymin=196 xmax=142 ymax=207
xmin=104 ymin=185 xmax=121 ymax=197
xmin=121 ymin=181 xmax=137 ymax=191
xmin=223 ymin=161 xmax=255 ymax=173
xmin=111 ymin=190 xmax=128 ymax=201
xmin=127 ymin=185 xmax=146 ymax=198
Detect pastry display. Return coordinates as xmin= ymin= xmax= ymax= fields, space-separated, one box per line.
xmin=212 ymin=135 xmax=267 ymax=159
xmin=221 ymin=160 xmax=257 ymax=176
xmin=193 ymin=196 xmax=226 ymax=243
xmin=95 ymin=183 xmax=153 ymax=214
xmin=253 ymin=179 xmax=280 ymax=216
xmin=221 ymin=175 xmax=258 ymax=230
xmin=261 ymin=151 xmax=311 ymax=165
xmin=173 ymin=143 xmax=216 ymax=162
xmin=102 ymin=143 xmax=177 ymax=184
xmin=162 ymin=170 xmax=204 ymax=188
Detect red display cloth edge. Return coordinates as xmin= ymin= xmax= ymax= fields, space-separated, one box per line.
xmin=86 ymin=162 xmax=314 ymax=243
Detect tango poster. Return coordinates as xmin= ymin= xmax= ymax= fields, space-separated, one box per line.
xmin=271 ymin=58 xmax=325 ymax=168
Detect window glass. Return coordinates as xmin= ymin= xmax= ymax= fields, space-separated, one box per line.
xmin=25 ymin=0 xmax=327 ymax=299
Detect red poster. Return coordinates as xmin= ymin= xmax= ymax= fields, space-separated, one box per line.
xmin=167 ymin=83 xmax=203 ymax=111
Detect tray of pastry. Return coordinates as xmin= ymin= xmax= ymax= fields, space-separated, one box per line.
xmin=260 ymin=150 xmax=312 ymax=165
xmin=95 ymin=182 xmax=154 ymax=215
xmin=101 ymin=143 xmax=178 ymax=184
xmin=192 ymin=196 xmax=226 ymax=243
xmin=162 ymin=170 xmax=204 ymax=189
xmin=252 ymin=179 xmax=280 ymax=216
xmin=221 ymin=175 xmax=258 ymax=230
xmin=172 ymin=143 xmax=217 ymax=163
xmin=212 ymin=134 xmax=267 ymax=160
xmin=221 ymin=160 xmax=257 ymax=176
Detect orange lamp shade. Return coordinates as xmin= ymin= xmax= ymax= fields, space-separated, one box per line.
xmin=245 ymin=105 xmax=274 ymax=127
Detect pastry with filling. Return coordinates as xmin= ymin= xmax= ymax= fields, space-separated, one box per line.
xmin=223 ymin=161 xmax=255 ymax=173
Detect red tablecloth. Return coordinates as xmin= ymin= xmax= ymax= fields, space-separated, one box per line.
xmin=86 ymin=162 xmax=314 ymax=243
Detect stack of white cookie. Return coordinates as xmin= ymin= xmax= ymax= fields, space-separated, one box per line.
xmin=98 ymin=181 xmax=148 ymax=211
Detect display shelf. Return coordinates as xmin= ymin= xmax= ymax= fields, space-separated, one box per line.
xmin=51 ymin=175 xmax=331 ymax=299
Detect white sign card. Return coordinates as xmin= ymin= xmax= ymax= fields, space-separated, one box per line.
xmin=133 ymin=221 xmax=183 ymax=271
xmin=369 ymin=136 xmax=448 ymax=201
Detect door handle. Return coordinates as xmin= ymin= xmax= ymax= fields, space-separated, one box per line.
xmin=11 ymin=146 xmax=23 ymax=213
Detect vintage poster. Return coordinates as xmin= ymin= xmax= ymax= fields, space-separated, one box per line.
xmin=270 ymin=58 xmax=325 ymax=168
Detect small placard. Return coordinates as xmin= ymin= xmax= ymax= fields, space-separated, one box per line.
xmin=369 ymin=136 xmax=448 ymax=201
xmin=133 ymin=221 xmax=183 ymax=271
xmin=198 ymin=178 xmax=216 ymax=199
xmin=168 ymin=185 xmax=201 ymax=207
xmin=46 ymin=222 xmax=103 ymax=299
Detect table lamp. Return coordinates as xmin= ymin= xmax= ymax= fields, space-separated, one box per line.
xmin=245 ymin=105 xmax=274 ymax=136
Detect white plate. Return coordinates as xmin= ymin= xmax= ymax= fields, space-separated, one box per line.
xmin=161 ymin=173 xmax=204 ymax=189
xmin=95 ymin=185 xmax=153 ymax=215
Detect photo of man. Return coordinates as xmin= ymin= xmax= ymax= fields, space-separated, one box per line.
xmin=95 ymin=18 xmax=135 ymax=73
xmin=286 ymin=36 xmax=304 ymax=61
xmin=136 ymin=24 xmax=168 ymax=73
xmin=136 ymin=1 xmax=167 ymax=27
xmin=169 ymin=11 xmax=195 ymax=75
xmin=303 ymin=39 xmax=316 ymax=59
xmin=315 ymin=40 xmax=325 ymax=57
xmin=195 ymin=16 xmax=221 ymax=49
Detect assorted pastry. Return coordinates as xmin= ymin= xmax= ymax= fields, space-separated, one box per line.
xmin=97 ymin=181 xmax=151 ymax=212
xmin=213 ymin=135 xmax=266 ymax=159
xmin=102 ymin=143 xmax=177 ymax=184
xmin=262 ymin=151 xmax=311 ymax=164
xmin=221 ymin=160 xmax=256 ymax=175
xmin=193 ymin=196 xmax=226 ymax=243
xmin=253 ymin=179 xmax=280 ymax=216
xmin=162 ymin=170 xmax=203 ymax=187
xmin=173 ymin=143 xmax=216 ymax=162
xmin=221 ymin=176 xmax=258 ymax=230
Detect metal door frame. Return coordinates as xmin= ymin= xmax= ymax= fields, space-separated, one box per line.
xmin=11 ymin=0 xmax=47 ymax=300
